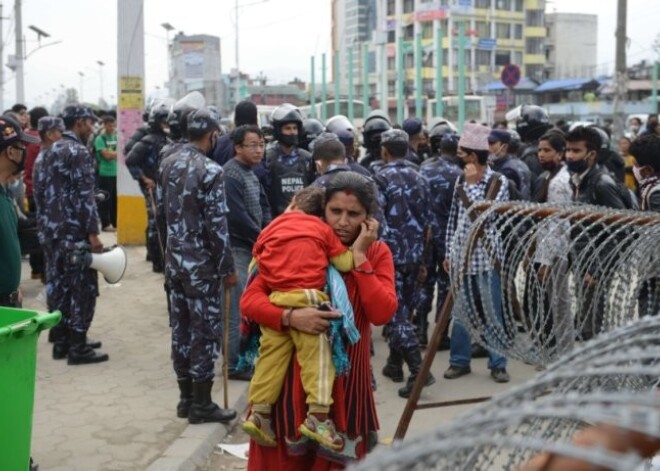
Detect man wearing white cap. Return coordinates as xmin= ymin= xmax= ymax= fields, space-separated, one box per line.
xmin=442 ymin=123 xmax=511 ymax=383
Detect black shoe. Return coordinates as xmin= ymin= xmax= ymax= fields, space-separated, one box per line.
xmin=67 ymin=331 xmax=109 ymax=365
xmin=471 ymin=343 xmax=488 ymax=358
xmin=382 ymin=350 xmax=404 ymax=383
xmin=87 ymin=337 xmax=102 ymax=349
xmin=52 ymin=342 xmax=69 ymax=360
xmin=397 ymin=372 xmax=436 ymax=398
xmin=51 ymin=325 xmax=69 ymax=359
xmin=177 ymin=377 xmax=193 ymax=418
xmin=228 ymin=369 xmax=253 ymax=381
xmin=443 ymin=365 xmax=471 ymax=379
xmin=188 ymin=381 xmax=237 ymax=424
xmin=490 ymin=367 xmax=510 ymax=383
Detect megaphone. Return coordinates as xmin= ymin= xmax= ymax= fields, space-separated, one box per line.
xmin=69 ymin=244 xmax=128 ymax=284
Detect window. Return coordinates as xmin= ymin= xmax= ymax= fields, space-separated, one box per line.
xmin=496 ymin=0 xmax=511 ymax=10
xmin=404 ymin=52 xmax=414 ymax=69
xmin=475 ymin=0 xmax=491 ymax=7
xmin=512 ymin=51 xmax=522 ymax=65
xmin=403 ymin=0 xmax=414 ymax=13
xmin=513 ymin=24 xmax=523 ymax=39
xmin=496 ymin=23 xmax=511 ymax=39
xmin=388 ymin=80 xmax=396 ymax=95
xmin=526 ymin=38 xmax=543 ymax=54
xmin=386 ymin=0 xmax=395 ymax=15
xmin=476 ymin=49 xmax=492 ymax=66
xmin=476 ymin=21 xmax=489 ymax=38
xmin=526 ymin=10 xmax=544 ymax=27
xmin=422 ymin=21 xmax=434 ymax=39
xmin=495 ymin=51 xmax=510 ymax=66
xmin=423 ymin=51 xmax=434 ymax=68
xmin=388 ymin=30 xmax=396 ymax=43
xmin=403 ymin=24 xmax=414 ymax=41
xmin=387 ymin=56 xmax=396 ymax=71
xmin=513 ymin=0 xmax=523 ymax=11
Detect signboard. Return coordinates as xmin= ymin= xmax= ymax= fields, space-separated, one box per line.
xmin=118 ymin=76 xmax=143 ymax=109
xmin=451 ymin=0 xmax=473 ymax=15
xmin=385 ymin=19 xmax=397 ymax=31
xmin=477 ymin=38 xmax=496 ymax=50
xmin=181 ymin=41 xmax=204 ymax=79
xmin=415 ymin=8 xmax=449 ymax=22
xmin=501 ymin=64 xmax=521 ymax=89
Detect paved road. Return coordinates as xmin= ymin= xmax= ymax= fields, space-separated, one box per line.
xmin=20 ymin=233 xmax=535 ymax=470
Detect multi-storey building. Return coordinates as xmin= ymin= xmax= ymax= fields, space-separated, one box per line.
xmin=545 ymin=13 xmax=597 ymax=80
xmin=331 ymin=0 xmax=546 ymax=117
xmin=169 ymin=33 xmax=223 ymax=107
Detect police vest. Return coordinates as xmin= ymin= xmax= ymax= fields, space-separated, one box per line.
xmin=266 ymin=147 xmax=312 ymax=216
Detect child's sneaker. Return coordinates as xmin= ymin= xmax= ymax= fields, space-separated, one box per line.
xmin=242 ymin=412 xmax=277 ymax=447
xmin=298 ymin=414 xmax=344 ymax=450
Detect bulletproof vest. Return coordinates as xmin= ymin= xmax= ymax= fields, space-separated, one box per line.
xmin=266 ymin=147 xmax=312 ymax=216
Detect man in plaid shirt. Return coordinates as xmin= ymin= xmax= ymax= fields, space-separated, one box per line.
xmin=442 ymin=123 xmax=510 ymax=383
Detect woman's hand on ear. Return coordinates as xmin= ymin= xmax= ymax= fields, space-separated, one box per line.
xmin=353 ymin=217 xmax=379 ymax=267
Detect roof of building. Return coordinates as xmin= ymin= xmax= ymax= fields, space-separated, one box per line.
xmin=483 ymin=77 xmax=539 ymax=92
xmin=534 ymin=77 xmax=602 ymax=93
xmin=246 ymin=84 xmax=306 ymax=99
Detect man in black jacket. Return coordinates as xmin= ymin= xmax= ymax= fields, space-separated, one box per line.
xmin=565 ymin=126 xmax=630 ymax=340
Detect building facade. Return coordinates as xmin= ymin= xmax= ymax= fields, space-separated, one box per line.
xmin=544 ymin=13 xmax=597 ymax=80
xmin=331 ymin=0 xmax=546 ymax=119
xmin=169 ymin=33 xmax=224 ymax=107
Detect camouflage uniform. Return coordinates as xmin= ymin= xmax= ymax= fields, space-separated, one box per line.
xmin=374 ymin=160 xmax=431 ymax=352
xmin=126 ymin=130 xmax=169 ymax=270
xmin=33 ymin=130 xmax=99 ymax=334
xmin=159 ymin=143 xmax=234 ymax=382
xmin=416 ymin=155 xmax=463 ymax=337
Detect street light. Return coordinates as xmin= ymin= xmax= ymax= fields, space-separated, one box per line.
xmin=28 ymin=25 xmax=50 ymax=40
xmin=97 ymin=60 xmax=105 ymax=105
xmin=78 ymin=71 xmax=84 ymax=102
xmin=161 ymin=22 xmax=175 ymax=85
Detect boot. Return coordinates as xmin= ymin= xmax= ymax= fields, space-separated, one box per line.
xmin=67 ymin=331 xmax=109 ymax=365
xmin=382 ymin=349 xmax=404 ymax=383
xmin=176 ymin=377 xmax=193 ymax=418
xmin=51 ymin=324 xmax=69 ymax=360
xmin=398 ymin=348 xmax=436 ymax=398
xmin=188 ymin=381 xmax=237 ymax=424
xmin=50 ymin=324 xmax=101 ymax=350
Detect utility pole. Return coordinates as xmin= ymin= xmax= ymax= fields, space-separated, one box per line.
xmin=0 ymin=3 xmax=4 ymax=111
xmin=15 ymin=0 xmax=24 ymax=103
xmin=612 ymin=0 xmax=627 ymax=141
xmin=97 ymin=60 xmax=105 ymax=105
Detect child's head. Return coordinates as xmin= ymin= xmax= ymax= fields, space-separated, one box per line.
xmin=290 ymin=186 xmax=325 ymax=217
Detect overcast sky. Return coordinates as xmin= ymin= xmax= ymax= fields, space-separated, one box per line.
xmin=7 ymin=0 xmax=660 ymax=109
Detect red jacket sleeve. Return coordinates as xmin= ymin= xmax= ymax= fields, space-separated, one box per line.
xmin=351 ymin=241 xmax=397 ymax=326
xmin=240 ymin=275 xmax=284 ymax=331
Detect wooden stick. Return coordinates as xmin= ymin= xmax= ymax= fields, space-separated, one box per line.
xmin=223 ymin=286 xmax=230 ymax=409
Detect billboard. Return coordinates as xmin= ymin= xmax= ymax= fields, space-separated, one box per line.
xmin=181 ymin=41 xmax=204 ymax=79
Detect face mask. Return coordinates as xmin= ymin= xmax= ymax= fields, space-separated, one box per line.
xmin=566 ymin=159 xmax=589 ymax=174
xmin=632 ymin=165 xmax=650 ymax=184
xmin=279 ymin=134 xmax=298 ymax=147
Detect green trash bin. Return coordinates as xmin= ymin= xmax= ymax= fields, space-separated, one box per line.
xmin=0 ymin=307 xmax=61 ymax=471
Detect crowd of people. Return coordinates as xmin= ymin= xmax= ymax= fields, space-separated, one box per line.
xmin=1 ymin=95 xmax=659 ymax=470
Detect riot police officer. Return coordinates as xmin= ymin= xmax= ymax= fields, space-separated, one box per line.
xmin=33 ymin=105 xmax=109 ymax=365
xmin=415 ymin=125 xmax=462 ymax=348
xmin=159 ymin=107 xmax=237 ymax=424
xmin=160 ymin=91 xmax=206 ymax=162
xmin=300 ymin=117 xmax=325 ymax=152
xmin=374 ymin=129 xmax=435 ymax=398
xmin=488 ymin=129 xmax=532 ymax=200
xmin=516 ymin=105 xmax=553 ymax=183
xmin=359 ymin=110 xmax=392 ymax=173
xmin=125 ymin=98 xmax=173 ymax=272
xmin=264 ymin=103 xmax=315 ymax=217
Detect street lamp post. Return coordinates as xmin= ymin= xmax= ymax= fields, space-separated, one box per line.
xmin=78 ymin=71 xmax=84 ymax=102
xmin=161 ymin=22 xmax=175 ymax=89
xmin=97 ymin=60 xmax=105 ymax=105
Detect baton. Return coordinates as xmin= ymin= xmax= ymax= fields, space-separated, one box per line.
xmin=147 ymin=187 xmax=166 ymax=262
xmin=222 ymin=286 xmax=231 ymax=409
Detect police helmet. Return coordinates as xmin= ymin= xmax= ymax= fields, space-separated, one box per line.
xmin=168 ymin=91 xmax=206 ymax=138
xmin=300 ymin=118 xmax=325 ymax=151
xmin=588 ymin=125 xmax=610 ymax=150
xmin=362 ymin=110 xmax=392 ymax=149
xmin=516 ymin=104 xmax=551 ymax=142
xmin=325 ymin=114 xmax=353 ymax=135
xmin=148 ymin=98 xmax=175 ymax=130
xmin=429 ymin=121 xmax=458 ymax=155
